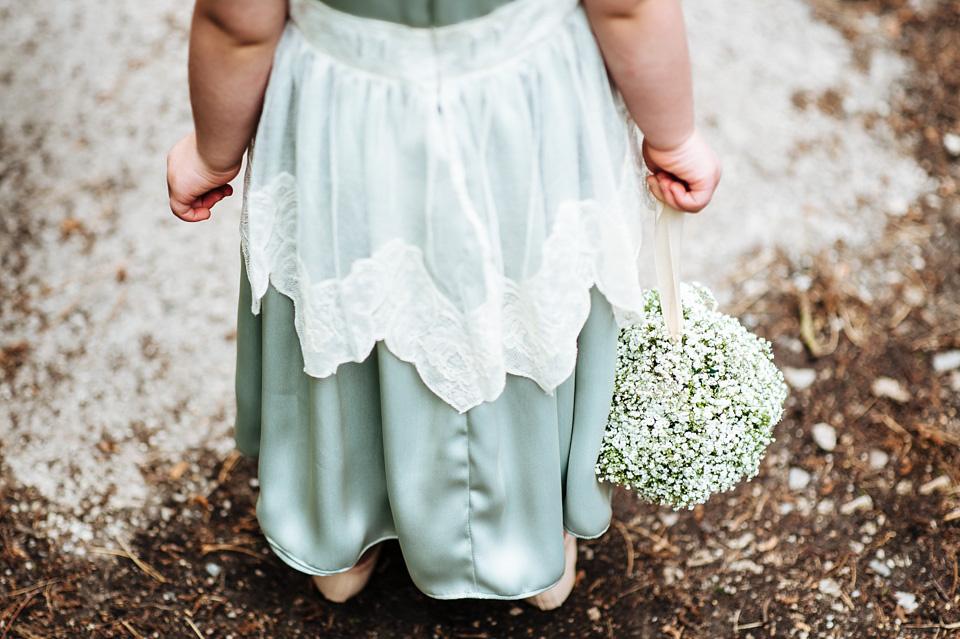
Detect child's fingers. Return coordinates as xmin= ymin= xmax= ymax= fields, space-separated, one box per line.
xmin=199 ymin=184 xmax=235 ymax=210
xmin=646 ymin=174 xmax=666 ymax=204
xmin=169 ymin=193 xmax=212 ymax=222
xmin=668 ymin=181 xmax=711 ymax=213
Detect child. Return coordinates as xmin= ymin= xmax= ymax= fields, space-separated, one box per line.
xmin=167 ymin=0 xmax=720 ymax=610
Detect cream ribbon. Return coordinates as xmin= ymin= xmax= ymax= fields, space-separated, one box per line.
xmin=653 ymin=203 xmax=684 ymax=336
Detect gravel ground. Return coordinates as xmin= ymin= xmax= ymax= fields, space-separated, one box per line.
xmin=0 ymin=1 xmax=954 ymax=636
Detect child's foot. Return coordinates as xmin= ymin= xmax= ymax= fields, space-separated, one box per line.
xmin=525 ymin=532 xmax=577 ymax=610
xmin=312 ymin=544 xmax=382 ymax=603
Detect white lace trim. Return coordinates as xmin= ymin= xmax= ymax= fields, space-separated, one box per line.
xmin=242 ymin=154 xmax=647 ymax=413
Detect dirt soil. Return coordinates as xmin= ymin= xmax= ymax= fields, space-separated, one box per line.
xmin=3 ymin=1 xmax=960 ymax=638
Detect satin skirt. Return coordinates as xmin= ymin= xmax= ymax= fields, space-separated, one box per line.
xmin=234 ymin=263 xmax=619 ymax=599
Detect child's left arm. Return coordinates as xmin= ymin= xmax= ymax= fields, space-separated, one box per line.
xmin=167 ymin=0 xmax=287 ymax=222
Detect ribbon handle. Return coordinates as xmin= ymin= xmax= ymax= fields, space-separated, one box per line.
xmin=653 ymin=203 xmax=684 ymax=336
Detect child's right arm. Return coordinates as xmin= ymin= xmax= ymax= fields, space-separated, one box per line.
xmin=167 ymin=0 xmax=287 ymax=222
xmin=584 ymin=0 xmax=721 ymax=213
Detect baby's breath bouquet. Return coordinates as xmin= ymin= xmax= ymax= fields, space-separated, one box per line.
xmin=597 ymin=281 xmax=788 ymax=510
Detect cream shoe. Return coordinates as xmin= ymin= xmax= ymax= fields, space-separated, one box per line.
xmin=525 ymin=532 xmax=578 ymax=610
xmin=312 ymin=544 xmax=382 ymax=603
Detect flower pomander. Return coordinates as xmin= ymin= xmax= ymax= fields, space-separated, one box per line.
xmin=597 ymin=282 xmax=787 ymax=510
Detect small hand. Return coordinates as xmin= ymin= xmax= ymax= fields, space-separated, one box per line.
xmin=166 ymin=131 xmax=241 ymax=222
xmin=642 ymin=129 xmax=721 ymax=213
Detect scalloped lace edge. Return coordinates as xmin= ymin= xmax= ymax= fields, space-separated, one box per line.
xmin=241 ymin=155 xmax=650 ymax=413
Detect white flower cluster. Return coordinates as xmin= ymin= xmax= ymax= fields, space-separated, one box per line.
xmin=597 ymin=283 xmax=788 ymax=510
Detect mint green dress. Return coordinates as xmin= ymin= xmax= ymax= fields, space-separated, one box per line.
xmin=235 ymin=0 xmax=652 ymax=600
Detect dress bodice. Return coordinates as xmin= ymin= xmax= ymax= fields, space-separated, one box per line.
xmin=318 ymin=0 xmax=516 ymax=27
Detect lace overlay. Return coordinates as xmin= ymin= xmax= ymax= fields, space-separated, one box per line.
xmin=241 ymin=0 xmax=656 ymax=412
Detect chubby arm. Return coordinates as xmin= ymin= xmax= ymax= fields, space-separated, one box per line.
xmin=584 ymin=0 xmax=720 ymax=212
xmin=167 ymin=0 xmax=287 ymax=222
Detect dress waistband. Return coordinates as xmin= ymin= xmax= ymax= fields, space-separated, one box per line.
xmin=289 ymin=0 xmax=581 ymax=82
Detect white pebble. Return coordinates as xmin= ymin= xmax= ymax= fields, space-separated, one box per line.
xmin=659 ymin=512 xmax=680 ymax=527
xmin=919 ymin=475 xmax=951 ymax=495
xmin=587 ymin=606 xmax=602 ymax=622
xmin=663 ymin=565 xmax=684 ymax=586
xmin=788 ymin=467 xmax=812 ymax=491
xmin=895 ymin=591 xmax=919 ymax=613
xmin=871 ymin=377 xmax=911 ymax=403
xmin=895 ymin=480 xmax=913 ymax=495
xmin=840 ymin=494 xmax=873 ymax=515
xmin=869 ymin=559 xmax=892 ymax=577
xmin=812 ymin=423 xmax=837 ymax=451
xmin=818 ymin=578 xmax=843 ymax=598
xmin=944 ymin=133 xmax=960 ymax=157
xmin=868 ymin=449 xmax=889 ymax=470
xmin=817 ymin=499 xmax=835 ymax=515
xmin=783 ymin=367 xmax=817 ymax=390
xmin=205 ymin=563 xmax=222 ymax=577
xmin=933 ymin=350 xmax=960 ymax=372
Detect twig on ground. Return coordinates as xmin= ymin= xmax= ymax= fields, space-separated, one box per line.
xmin=184 ymin=616 xmax=204 ymax=639
xmin=0 ymin=591 xmax=38 ymax=639
xmin=625 ymin=524 xmax=679 ymax=555
xmin=873 ymin=412 xmax=911 ymax=439
xmin=798 ymin=292 xmax=823 ymax=358
xmin=905 ymin=622 xmax=960 ymax=630
xmin=122 ymin=620 xmax=145 ymax=639
xmin=217 ymin=450 xmax=243 ymax=486
xmin=0 ymin=579 xmax=58 ymax=600
xmin=612 ymin=520 xmax=634 ymax=577
xmin=200 ymin=542 xmax=277 ymax=564
xmin=88 ymin=537 xmax=167 ymax=583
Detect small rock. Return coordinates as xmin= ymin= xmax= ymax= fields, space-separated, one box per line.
xmin=869 ymin=559 xmax=892 ymax=577
xmin=919 ymin=475 xmax=951 ymax=495
xmin=587 ymin=606 xmax=602 ymax=622
xmin=783 ymin=367 xmax=817 ymax=390
xmin=509 ymin=606 xmax=524 ymax=616
xmin=868 ymin=449 xmax=889 ymax=470
xmin=728 ymin=560 xmax=764 ymax=575
xmin=933 ymin=350 xmax=960 ymax=372
xmin=812 ymin=423 xmax=837 ymax=451
xmin=840 ymin=494 xmax=873 ymax=515
xmin=871 ymin=377 xmax=911 ymax=403
xmin=902 ymin=285 xmax=925 ymax=307
xmin=817 ymin=499 xmax=835 ymax=515
xmin=663 ymin=565 xmax=684 ymax=586
xmin=895 ymin=591 xmax=919 ymax=613
xmin=659 ymin=512 xmax=680 ymax=527
xmin=951 ymin=371 xmax=960 ymax=393
xmin=788 ymin=467 xmax=812 ymax=491
xmin=944 ymin=133 xmax=960 ymax=157
xmin=818 ymin=578 xmax=843 ymax=598
xmin=895 ymin=479 xmax=913 ymax=495
xmin=205 ymin=563 xmax=222 ymax=577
